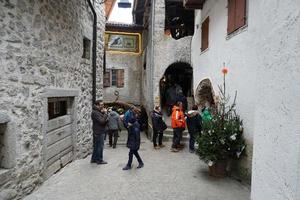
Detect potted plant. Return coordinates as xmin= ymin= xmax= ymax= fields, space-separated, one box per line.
xmin=196 ymin=66 xmax=246 ymax=177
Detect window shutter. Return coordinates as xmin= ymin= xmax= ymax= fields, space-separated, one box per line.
xmin=116 ymin=69 xmax=124 ymax=88
xmin=235 ymin=0 xmax=246 ymax=29
xmin=103 ymin=71 xmax=110 ymax=87
xmin=227 ymin=0 xmax=236 ymax=34
xmin=201 ymin=17 xmax=209 ymax=51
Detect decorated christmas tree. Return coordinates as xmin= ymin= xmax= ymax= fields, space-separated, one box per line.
xmin=196 ymin=66 xmax=246 ymax=169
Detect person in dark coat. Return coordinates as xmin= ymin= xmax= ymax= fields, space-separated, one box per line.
xmin=107 ymin=107 xmax=122 ymax=148
xmin=186 ymin=105 xmax=202 ymax=153
xmin=177 ymin=92 xmax=188 ymax=112
xmin=151 ymin=105 xmax=167 ymax=149
xmin=123 ymin=114 xmax=144 ymax=170
xmin=138 ymin=105 xmax=148 ymax=134
xmin=91 ymin=100 xmax=108 ymax=164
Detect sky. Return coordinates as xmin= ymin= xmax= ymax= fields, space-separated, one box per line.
xmin=108 ymin=0 xmax=134 ymax=24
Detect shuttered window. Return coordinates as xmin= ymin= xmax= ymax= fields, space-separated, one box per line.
xmin=103 ymin=69 xmax=124 ymax=88
xmin=227 ymin=0 xmax=246 ymax=34
xmin=103 ymin=71 xmax=110 ymax=87
xmin=201 ymin=17 xmax=209 ymax=52
xmin=116 ymin=69 xmax=124 ymax=88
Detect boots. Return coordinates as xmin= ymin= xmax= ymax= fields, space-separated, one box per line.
xmin=137 ymin=163 xmax=144 ymax=169
xmin=122 ymin=165 xmax=131 ymax=170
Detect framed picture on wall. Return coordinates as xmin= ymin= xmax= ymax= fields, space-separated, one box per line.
xmin=105 ymin=31 xmax=141 ymax=55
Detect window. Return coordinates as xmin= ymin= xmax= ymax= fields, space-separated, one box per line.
xmin=227 ymin=0 xmax=246 ymax=34
xmin=116 ymin=69 xmax=124 ymax=88
xmin=103 ymin=71 xmax=110 ymax=88
xmin=201 ymin=17 xmax=209 ymax=52
xmin=111 ymin=69 xmax=117 ymax=86
xmin=103 ymin=69 xmax=124 ymax=88
xmin=82 ymin=37 xmax=91 ymax=59
xmin=48 ymin=98 xmax=67 ymax=120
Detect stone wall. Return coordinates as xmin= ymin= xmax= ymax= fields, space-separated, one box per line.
xmin=103 ymin=53 xmax=142 ymax=105
xmin=0 ymin=0 xmax=105 ymax=199
xmin=141 ymin=0 xmax=192 ymax=113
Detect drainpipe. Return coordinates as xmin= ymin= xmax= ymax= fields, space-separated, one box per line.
xmin=150 ymin=0 xmax=155 ymax=110
xmin=87 ymin=0 xmax=97 ymax=104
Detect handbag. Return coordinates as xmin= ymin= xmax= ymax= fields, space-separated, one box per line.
xmin=161 ymin=121 xmax=168 ymax=131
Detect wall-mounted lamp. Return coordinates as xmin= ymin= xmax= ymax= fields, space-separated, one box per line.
xmin=118 ymin=0 xmax=131 ymax=8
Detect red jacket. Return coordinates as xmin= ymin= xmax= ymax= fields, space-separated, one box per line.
xmin=171 ymin=106 xmax=186 ymax=129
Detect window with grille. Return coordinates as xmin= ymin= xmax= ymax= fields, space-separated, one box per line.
xmin=227 ymin=0 xmax=247 ymax=34
xmin=48 ymin=98 xmax=67 ymax=120
xmin=82 ymin=37 xmax=91 ymax=59
xmin=103 ymin=69 xmax=124 ymax=88
xmin=111 ymin=69 xmax=117 ymax=86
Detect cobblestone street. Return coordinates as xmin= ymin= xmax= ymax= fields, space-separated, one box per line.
xmin=24 ymin=132 xmax=250 ymax=200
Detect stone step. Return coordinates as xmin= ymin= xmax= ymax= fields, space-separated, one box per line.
xmin=163 ymin=127 xmax=189 ymax=142
xmin=162 ymin=134 xmax=189 ymax=142
xmin=164 ymin=127 xmax=189 ymax=136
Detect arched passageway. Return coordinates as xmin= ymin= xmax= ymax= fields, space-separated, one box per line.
xmin=159 ymin=62 xmax=193 ymax=115
xmin=195 ymin=78 xmax=215 ymax=109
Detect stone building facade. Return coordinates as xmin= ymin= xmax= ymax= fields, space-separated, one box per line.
xmin=140 ymin=0 xmax=193 ymax=113
xmin=103 ymin=24 xmax=143 ymax=105
xmin=0 ymin=0 xmax=105 ymax=199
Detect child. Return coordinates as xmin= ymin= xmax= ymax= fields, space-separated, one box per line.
xmin=186 ymin=105 xmax=202 ymax=153
xmin=123 ymin=115 xmax=144 ymax=170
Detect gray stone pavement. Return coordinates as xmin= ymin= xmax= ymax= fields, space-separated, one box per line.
xmin=24 ymin=132 xmax=250 ymax=200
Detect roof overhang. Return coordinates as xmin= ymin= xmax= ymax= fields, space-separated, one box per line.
xmin=183 ymin=0 xmax=206 ymax=9
xmin=105 ymin=0 xmax=117 ymax=19
xmin=106 ymin=22 xmax=144 ymax=32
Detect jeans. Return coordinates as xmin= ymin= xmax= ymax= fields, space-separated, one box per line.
xmin=127 ymin=149 xmax=143 ymax=167
xmin=172 ymin=128 xmax=184 ymax=148
xmin=189 ymin=131 xmax=197 ymax=151
xmin=153 ymin=130 xmax=163 ymax=146
xmin=108 ymin=130 xmax=118 ymax=147
xmin=91 ymin=134 xmax=104 ymax=162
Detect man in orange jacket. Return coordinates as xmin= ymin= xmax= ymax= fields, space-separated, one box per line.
xmin=171 ymin=101 xmax=186 ymax=152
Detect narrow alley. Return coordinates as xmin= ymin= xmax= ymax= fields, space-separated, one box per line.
xmin=24 ymin=132 xmax=250 ymax=200
xmin=1 ymin=0 xmax=300 ymax=199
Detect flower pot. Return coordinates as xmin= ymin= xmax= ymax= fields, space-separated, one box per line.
xmin=208 ymin=161 xmax=227 ymax=178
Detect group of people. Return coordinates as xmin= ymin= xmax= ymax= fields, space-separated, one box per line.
xmin=91 ymin=99 xmax=209 ymax=170
xmin=91 ymin=100 xmax=144 ymax=170
xmin=151 ymin=101 xmax=203 ymax=153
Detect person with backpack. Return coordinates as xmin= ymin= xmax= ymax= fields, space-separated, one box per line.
xmin=171 ymin=101 xmax=186 ymax=152
xmin=107 ymin=107 xmax=122 ymax=148
xmin=186 ymin=105 xmax=202 ymax=153
xmin=151 ymin=105 xmax=167 ymax=149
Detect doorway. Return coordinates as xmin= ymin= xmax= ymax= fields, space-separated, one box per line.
xmin=159 ymin=62 xmax=193 ymax=117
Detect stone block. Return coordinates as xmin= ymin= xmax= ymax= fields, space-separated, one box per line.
xmin=0 ymin=112 xmax=10 ymax=124
xmin=0 ymin=189 xmax=17 ymax=200
xmin=21 ymin=75 xmax=35 ymax=84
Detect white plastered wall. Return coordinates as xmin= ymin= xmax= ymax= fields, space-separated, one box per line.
xmin=192 ymin=0 xmax=300 ymax=199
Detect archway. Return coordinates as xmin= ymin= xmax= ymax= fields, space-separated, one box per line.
xmin=195 ymin=78 xmax=216 ymax=109
xmin=159 ymin=62 xmax=193 ymax=115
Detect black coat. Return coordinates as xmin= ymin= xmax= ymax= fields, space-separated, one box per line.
xmin=151 ymin=110 xmax=166 ymax=132
xmin=126 ymin=121 xmax=141 ymax=150
xmin=91 ymin=105 xmax=108 ymax=135
xmin=186 ymin=110 xmax=202 ymax=134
